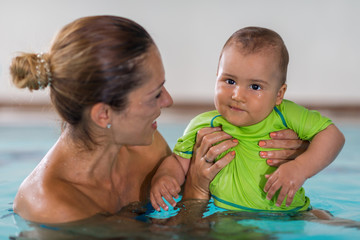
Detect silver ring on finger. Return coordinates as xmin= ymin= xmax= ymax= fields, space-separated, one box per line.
xmin=203 ymin=156 xmax=213 ymax=163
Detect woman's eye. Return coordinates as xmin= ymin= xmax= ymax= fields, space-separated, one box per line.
xmin=250 ymin=84 xmax=261 ymax=90
xmin=155 ymin=91 xmax=162 ymax=99
xmin=225 ymin=79 xmax=236 ymax=85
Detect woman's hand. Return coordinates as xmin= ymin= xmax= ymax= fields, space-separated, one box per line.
xmin=259 ymin=129 xmax=309 ymax=167
xmin=182 ymin=127 xmax=238 ymax=200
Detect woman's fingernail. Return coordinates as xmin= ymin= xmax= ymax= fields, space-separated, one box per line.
xmin=259 ymin=141 xmax=266 ymax=147
xmin=267 ymin=159 xmax=273 ymax=164
xmin=231 ymin=151 xmax=236 ymax=156
xmin=232 ymin=139 xmax=238 ymax=143
xmin=270 ymin=132 xmax=277 ymax=138
xmin=260 ymin=151 xmax=267 ymax=157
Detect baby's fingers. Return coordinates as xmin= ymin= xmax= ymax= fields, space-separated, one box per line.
xmin=162 ymin=182 xmax=180 ymax=208
xmin=285 ymin=189 xmax=295 ymax=207
xmin=275 ymin=185 xmax=290 ymax=207
xmin=161 ymin=189 xmax=176 ymax=209
xmin=264 ymin=174 xmax=280 ymax=201
xmin=150 ymin=191 xmax=167 ymax=212
xmin=168 ymin=184 xmax=180 ymax=200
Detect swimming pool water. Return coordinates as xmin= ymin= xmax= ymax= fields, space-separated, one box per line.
xmin=0 ymin=123 xmax=359 ymax=239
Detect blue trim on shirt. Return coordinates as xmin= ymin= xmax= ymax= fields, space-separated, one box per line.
xmin=210 ymin=110 xmax=288 ymax=129
xmin=211 ymin=194 xmax=304 ymax=213
xmin=181 ymin=151 xmax=193 ymax=155
xmin=210 ymin=115 xmax=222 ymax=128
xmin=181 ymin=114 xmax=222 ymax=156
xmin=40 ymin=224 xmax=60 ymax=231
xmin=183 ymin=109 xmax=287 ymax=156
xmin=274 ymin=106 xmax=288 ymax=128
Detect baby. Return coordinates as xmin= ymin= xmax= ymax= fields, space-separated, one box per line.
xmin=150 ymin=27 xmax=344 ymax=212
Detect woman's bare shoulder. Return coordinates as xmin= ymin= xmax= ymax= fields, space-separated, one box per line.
xmin=13 ymin=172 xmax=99 ymax=223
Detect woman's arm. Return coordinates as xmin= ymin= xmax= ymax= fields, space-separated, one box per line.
xmin=162 ymin=127 xmax=236 ymax=225
xmin=182 ymin=128 xmax=312 ymax=200
xmin=159 ymin=127 xmax=315 ymax=224
xmin=182 ymin=127 xmax=238 ymax=200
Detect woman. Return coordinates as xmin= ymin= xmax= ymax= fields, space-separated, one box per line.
xmin=10 ymin=15 xmax=307 ymax=224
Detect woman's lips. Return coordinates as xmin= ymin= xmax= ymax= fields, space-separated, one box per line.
xmin=152 ymin=121 xmax=158 ymax=129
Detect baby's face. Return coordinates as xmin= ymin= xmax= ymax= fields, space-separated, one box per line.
xmin=214 ymin=45 xmax=286 ymax=127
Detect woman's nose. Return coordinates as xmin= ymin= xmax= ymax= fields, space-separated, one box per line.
xmin=160 ymin=87 xmax=173 ymax=108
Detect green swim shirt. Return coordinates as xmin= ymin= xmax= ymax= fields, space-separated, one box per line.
xmin=173 ymin=100 xmax=333 ymax=212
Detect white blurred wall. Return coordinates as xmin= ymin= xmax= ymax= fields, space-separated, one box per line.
xmin=1 ymin=0 xmax=359 ymax=106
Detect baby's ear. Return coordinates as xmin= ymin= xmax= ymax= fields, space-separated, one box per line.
xmin=276 ymin=84 xmax=287 ymax=105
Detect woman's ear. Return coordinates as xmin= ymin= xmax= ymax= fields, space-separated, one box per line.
xmin=276 ymin=84 xmax=287 ymax=105
xmin=90 ymin=103 xmax=111 ymax=128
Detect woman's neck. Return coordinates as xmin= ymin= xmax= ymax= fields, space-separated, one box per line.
xmin=56 ymin=128 xmax=125 ymax=188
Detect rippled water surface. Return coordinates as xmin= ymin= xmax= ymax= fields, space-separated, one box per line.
xmin=0 ymin=123 xmax=359 ymax=239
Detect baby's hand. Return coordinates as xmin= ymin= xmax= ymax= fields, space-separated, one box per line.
xmin=263 ymin=161 xmax=307 ymax=207
xmin=150 ymin=175 xmax=181 ymax=211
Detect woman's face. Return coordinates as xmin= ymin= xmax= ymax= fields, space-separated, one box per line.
xmin=112 ymin=46 xmax=173 ymax=145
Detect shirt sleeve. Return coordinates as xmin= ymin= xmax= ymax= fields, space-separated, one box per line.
xmin=173 ymin=111 xmax=217 ymax=159
xmin=280 ymin=100 xmax=333 ymax=141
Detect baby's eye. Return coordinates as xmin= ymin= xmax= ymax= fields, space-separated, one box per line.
xmin=250 ymin=84 xmax=261 ymax=90
xmin=225 ymin=79 xmax=236 ymax=85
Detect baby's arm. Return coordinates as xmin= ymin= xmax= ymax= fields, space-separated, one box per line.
xmin=264 ymin=124 xmax=345 ymax=207
xmin=150 ymin=154 xmax=190 ymax=211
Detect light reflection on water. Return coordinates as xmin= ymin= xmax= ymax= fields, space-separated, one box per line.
xmin=0 ymin=123 xmax=359 ymax=239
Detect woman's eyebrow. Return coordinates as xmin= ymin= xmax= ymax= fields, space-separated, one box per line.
xmin=147 ymin=80 xmax=165 ymax=95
